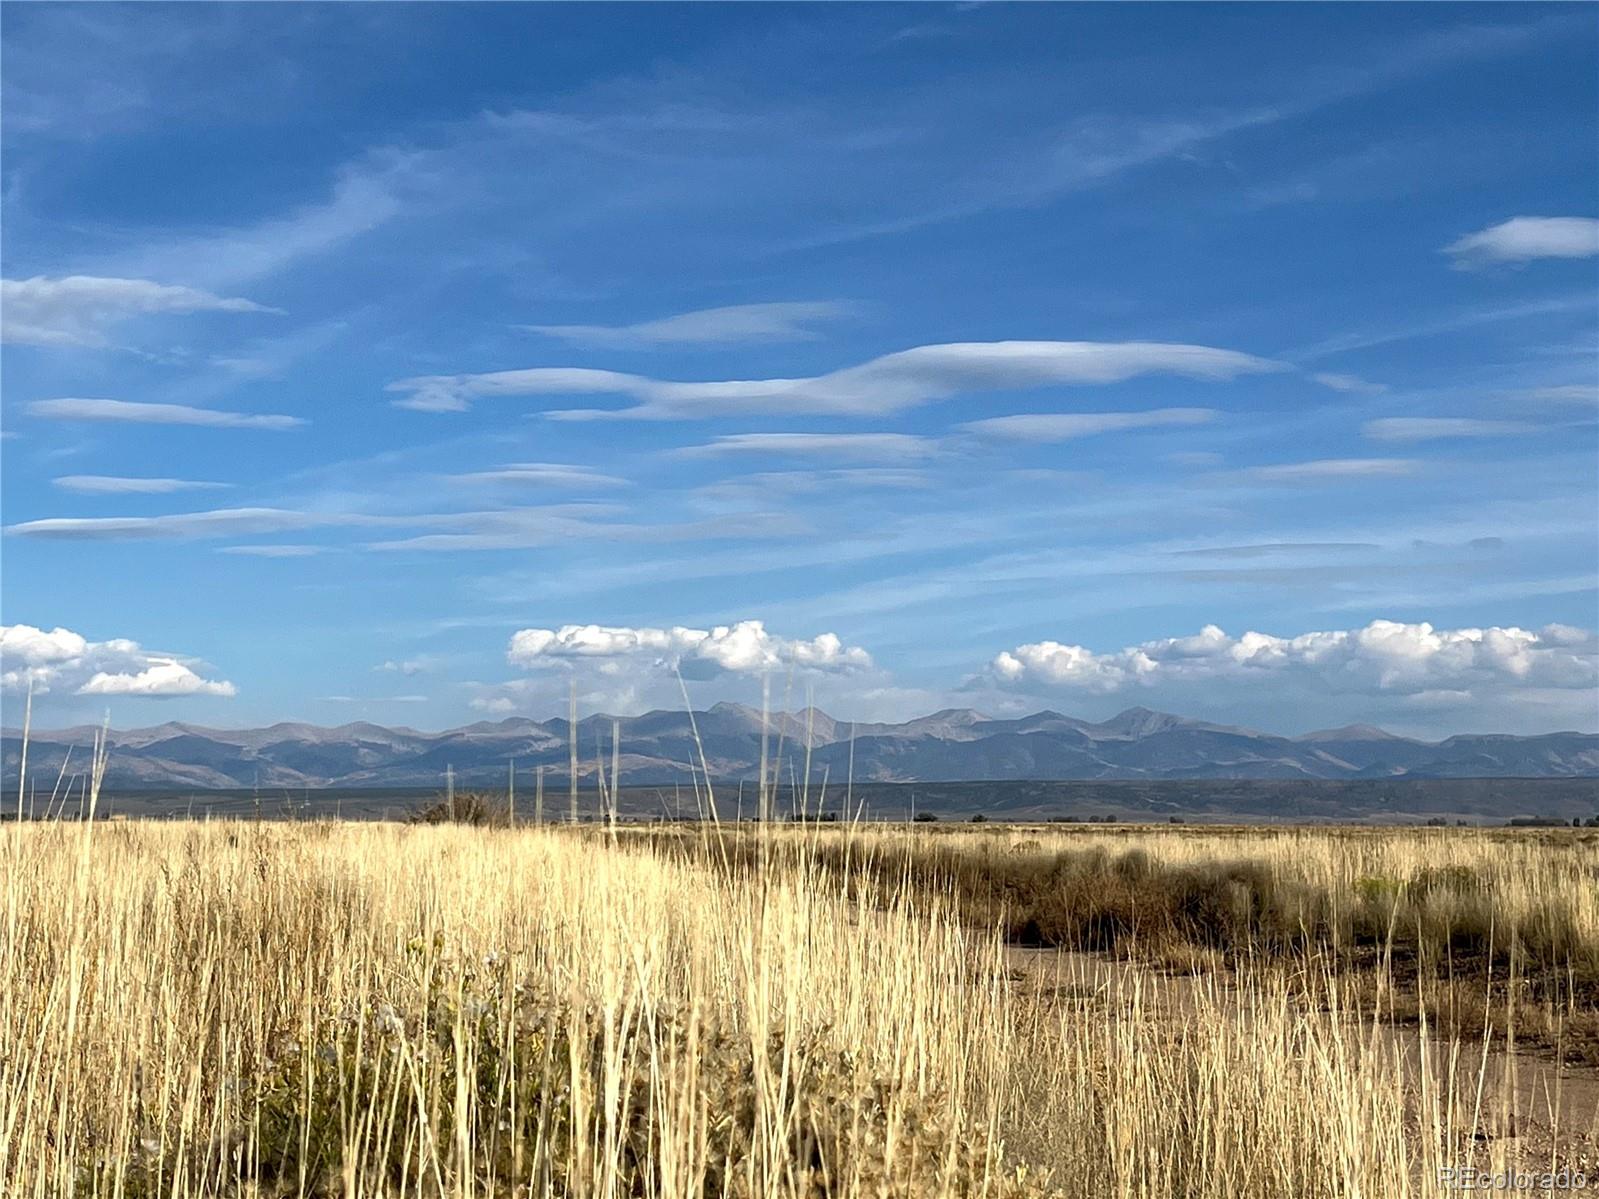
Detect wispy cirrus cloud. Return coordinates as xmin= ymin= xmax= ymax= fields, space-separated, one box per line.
xmin=1516 ymin=384 xmax=1599 ymax=408
xmin=1230 ymin=458 xmax=1419 ymax=484
xmin=27 ymin=398 xmax=305 ymax=430
xmin=523 ymin=301 xmax=852 ymax=348
xmin=7 ymin=507 xmax=346 ymax=540
xmin=1310 ymin=372 xmax=1388 ymax=395
xmin=1 ymin=623 xmax=236 ymax=697
xmin=0 ymin=274 xmax=277 ymax=347
xmin=1291 ymin=295 xmax=1595 ymax=360
xmin=320 ymin=693 xmax=428 ymax=704
xmin=52 ymin=475 xmax=232 ymax=495
xmin=389 ymin=340 xmax=1280 ymax=418
xmin=1167 ymin=542 xmax=1381 ymax=559
xmin=106 ymin=168 xmax=405 ymax=291
xmin=3 ymin=501 xmax=801 ymax=552
xmin=675 ymin=432 xmax=942 ymax=462
xmin=364 ymin=510 xmax=803 ymax=553
xmin=1445 ymin=216 xmax=1599 ymax=267
xmin=1362 ymin=417 xmax=1536 ymax=442
xmin=445 ymin=463 xmax=630 ymax=489
xmin=215 ymin=544 xmax=326 ymax=558
xmin=961 ymin=407 xmax=1216 ymax=442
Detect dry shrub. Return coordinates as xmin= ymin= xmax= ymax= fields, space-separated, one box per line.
xmin=409 ymin=790 xmax=511 ymax=827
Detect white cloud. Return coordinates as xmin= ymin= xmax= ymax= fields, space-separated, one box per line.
xmin=28 ymin=398 xmax=304 ymax=430
xmin=676 ymin=432 xmax=942 ymax=461
xmin=216 ymin=544 xmax=325 ymax=558
xmin=1311 ymin=372 xmax=1388 ymax=395
xmin=507 ymin=620 xmax=872 ymax=678
xmin=961 ymin=408 xmax=1215 ymax=442
xmin=320 ymin=694 xmax=428 ymax=704
xmin=53 ymin=475 xmax=231 ymax=495
xmin=1167 ymin=450 xmax=1225 ymax=467
xmin=692 ymin=468 xmax=931 ymax=507
xmin=7 ymin=507 xmax=341 ymax=540
xmin=1516 ymin=384 xmax=1599 ymax=408
xmin=987 ymin=620 xmax=1598 ymax=697
xmin=1233 ymin=458 xmax=1418 ymax=483
xmin=376 ymin=657 xmax=434 ymax=676
xmin=523 ymin=301 xmax=851 ymax=348
xmin=388 ymin=340 xmax=1280 ymax=418
xmin=5 ymin=502 xmax=794 ymax=551
xmin=363 ymin=509 xmax=802 ymax=553
xmin=1 ymin=623 xmax=235 ymax=698
xmin=469 ymin=695 xmax=518 ymax=715
xmin=1445 ymin=217 xmax=1599 ymax=267
xmin=1296 ymin=295 xmax=1596 ymax=360
xmin=0 ymin=275 xmax=277 ymax=347
xmin=109 ymin=168 xmax=404 ymax=290
xmin=1362 ymin=417 xmax=1535 ymax=442
xmin=446 ymin=463 xmax=629 ymax=488
xmin=79 ymin=662 xmax=237 ymax=698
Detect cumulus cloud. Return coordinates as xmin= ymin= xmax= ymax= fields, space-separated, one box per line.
xmin=961 ymin=408 xmax=1215 ymax=441
xmin=53 ymin=475 xmax=231 ymax=494
xmin=1362 ymin=417 xmax=1535 ymax=442
xmin=27 ymin=398 xmax=304 ymax=429
xmin=1 ymin=275 xmax=277 ymax=347
xmin=986 ymin=620 xmax=1598 ymax=698
xmin=523 ymin=301 xmax=851 ymax=348
xmin=1445 ymin=217 xmax=1599 ymax=267
xmin=676 ymin=433 xmax=942 ymax=461
xmin=388 ymin=340 xmax=1280 ymax=418
xmin=1 ymin=623 xmax=235 ymax=698
xmin=507 ymin=620 xmax=872 ymax=678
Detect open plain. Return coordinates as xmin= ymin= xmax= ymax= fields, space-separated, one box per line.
xmin=4 ymin=814 xmax=1596 ymax=1196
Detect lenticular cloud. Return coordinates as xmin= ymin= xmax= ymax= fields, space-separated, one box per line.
xmin=988 ymin=620 xmax=1598 ymax=696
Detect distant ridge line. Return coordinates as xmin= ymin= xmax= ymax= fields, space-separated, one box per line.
xmin=3 ymin=705 xmax=1595 ymax=788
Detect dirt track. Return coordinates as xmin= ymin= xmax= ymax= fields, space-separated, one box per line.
xmin=1005 ymin=947 xmax=1599 ymax=1168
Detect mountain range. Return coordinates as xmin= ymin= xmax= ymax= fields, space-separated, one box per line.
xmin=4 ymin=705 xmax=1596 ymax=791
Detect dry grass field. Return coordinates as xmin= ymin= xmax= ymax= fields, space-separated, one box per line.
xmin=3 ymin=806 xmax=1597 ymax=1197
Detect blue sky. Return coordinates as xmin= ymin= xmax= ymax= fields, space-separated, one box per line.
xmin=2 ymin=3 xmax=1596 ymax=738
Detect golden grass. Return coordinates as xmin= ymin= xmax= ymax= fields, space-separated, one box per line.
xmin=3 ymin=817 xmax=1595 ymax=1196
